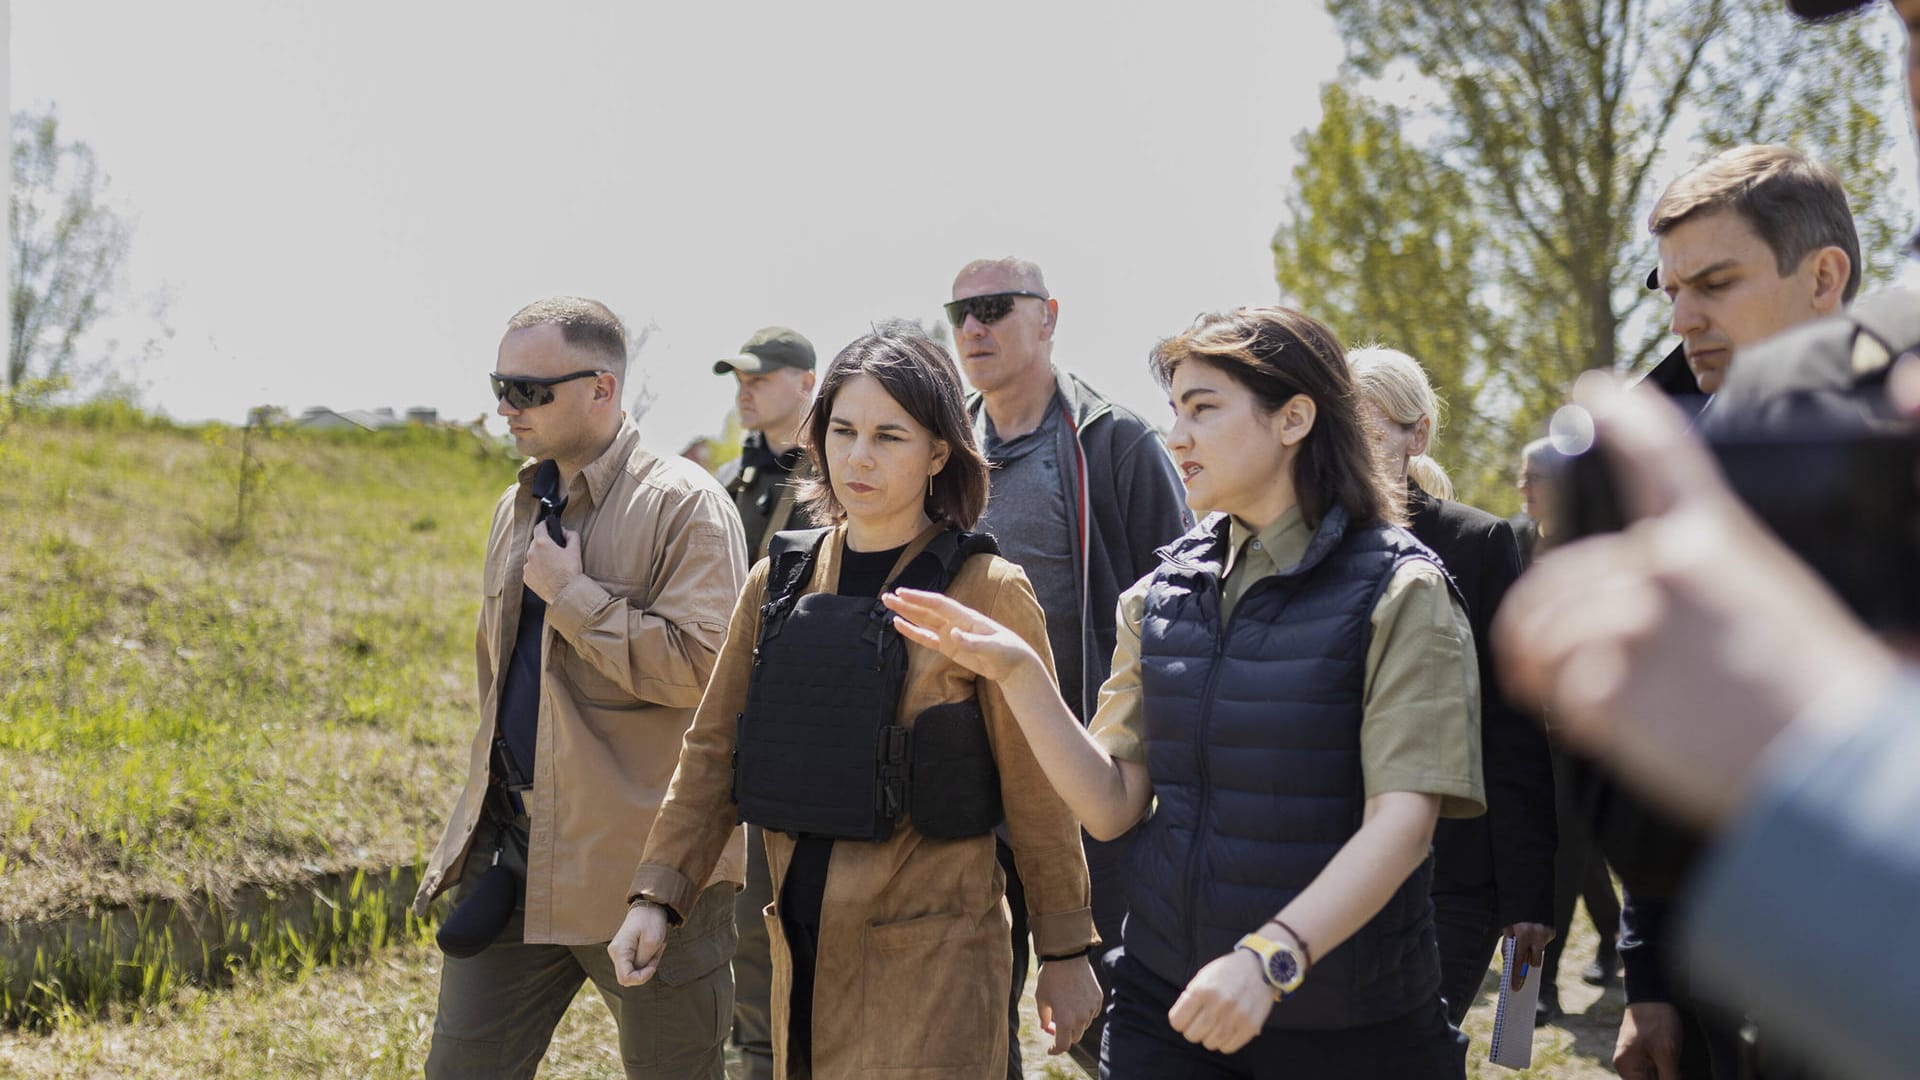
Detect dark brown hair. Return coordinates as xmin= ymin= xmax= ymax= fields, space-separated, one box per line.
xmin=1650 ymin=144 xmax=1862 ymax=303
xmin=506 ymin=296 xmax=629 ymax=377
xmin=796 ymin=327 xmax=990 ymax=529
xmin=1149 ymin=306 xmax=1400 ymax=529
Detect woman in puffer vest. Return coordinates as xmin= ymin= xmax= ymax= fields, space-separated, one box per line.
xmin=610 ymin=327 xmax=1102 ymax=1080
xmin=889 ymin=307 xmax=1487 ymax=1079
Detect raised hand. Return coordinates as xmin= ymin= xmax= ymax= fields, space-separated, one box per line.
xmin=882 ymin=588 xmax=1044 ymax=686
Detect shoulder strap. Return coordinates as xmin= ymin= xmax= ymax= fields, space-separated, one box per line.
xmin=893 ymin=530 xmax=1000 ymax=594
xmin=761 ymin=527 xmax=834 ymax=634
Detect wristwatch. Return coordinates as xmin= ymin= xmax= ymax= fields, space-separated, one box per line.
xmin=1235 ymin=931 xmax=1307 ymax=1001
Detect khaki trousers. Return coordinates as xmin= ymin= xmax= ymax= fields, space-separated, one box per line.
xmin=730 ymin=824 xmax=776 ymax=1080
xmin=427 ymin=822 xmax=736 ymax=1080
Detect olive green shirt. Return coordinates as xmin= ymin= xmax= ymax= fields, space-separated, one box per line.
xmin=1090 ymin=507 xmax=1486 ymax=819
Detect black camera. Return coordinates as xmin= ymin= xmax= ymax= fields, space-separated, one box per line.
xmin=1559 ymin=424 xmax=1920 ymax=632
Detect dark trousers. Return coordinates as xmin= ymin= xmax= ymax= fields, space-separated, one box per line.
xmin=1431 ymin=886 xmax=1502 ymax=1026
xmin=1000 ymin=832 xmax=1128 ymax=1078
xmin=1664 ymin=986 xmax=1829 ymax=1079
xmin=1001 ymin=837 xmax=1030 ymax=1080
xmin=1545 ymin=746 xmax=1620 ymax=991
xmin=1100 ymin=951 xmax=1467 ymax=1079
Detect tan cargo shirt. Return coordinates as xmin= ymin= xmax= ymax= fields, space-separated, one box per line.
xmin=412 ymin=416 xmax=750 ymax=944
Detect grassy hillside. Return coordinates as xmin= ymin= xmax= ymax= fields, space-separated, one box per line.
xmin=0 ymin=407 xmax=522 ymax=924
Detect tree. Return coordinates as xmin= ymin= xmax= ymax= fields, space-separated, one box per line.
xmin=9 ymin=105 xmax=133 ymax=393
xmin=1276 ymin=82 xmax=1512 ymax=495
xmin=1277 ymin=0 xmax=1913 ymax=511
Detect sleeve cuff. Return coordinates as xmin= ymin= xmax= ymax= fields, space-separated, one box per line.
xmin=627 ymin=863 xmax=697 ymax=926
xmin=1364 ymin=768 xmax=1485 ymax=820
xmin=545 ymin=573 xmax=612 ymax=641
xmin=1495 ymin=887 xmax=1558 ymax=932
xmin=1094 ymin=726 xmax=1145 ymax=764
xmin=1028 ymin=906 xmax=1099 ymax=960
xmin=1618 ymin=896 xmax=1674 ymax=1004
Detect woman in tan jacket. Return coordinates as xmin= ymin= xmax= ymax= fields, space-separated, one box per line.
xmin=610 ymin=327 xmax=1101 ymax=1079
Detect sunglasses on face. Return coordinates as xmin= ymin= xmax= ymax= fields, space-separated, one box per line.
xmin=490 ymin=369 xmax=604 ymax=409
xmin=943 ymin=290 xmax=1048 ymax=328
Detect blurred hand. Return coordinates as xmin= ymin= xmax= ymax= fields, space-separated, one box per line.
xmin=1167 ymin=949 xmax=1275 ymax=1055
xmin=608 ymin=901 xmax=669 ymax=987
xmin=882 ymin=588 xmax=1045 ymax=685
xmin=1503 ymin=923 xmax=1555 ymax=990
xmin=524 ymin=525 xmax=582 ymax=602
xmin=1494 ymin=373 xmax=1897 ymax=828
xmin=1614 ymin=1001 xmax=1684 ymax=1080
xmin=1034 ymin=955 xmax=1102 ymax=1055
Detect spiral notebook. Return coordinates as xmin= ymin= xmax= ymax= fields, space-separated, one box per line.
xmin=1487 ymin=935 xmax=1542 ymax=1069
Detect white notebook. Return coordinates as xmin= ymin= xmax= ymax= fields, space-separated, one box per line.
xmin=1487 ymin=934 xmax=1542 ymax=1069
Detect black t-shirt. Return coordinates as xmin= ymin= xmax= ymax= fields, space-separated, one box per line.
xmin=495 ymin=461 xmax=566 ymax=808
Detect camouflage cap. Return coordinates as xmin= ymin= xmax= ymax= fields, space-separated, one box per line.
xmin=713 ymin=327 xmax=816 ymax=375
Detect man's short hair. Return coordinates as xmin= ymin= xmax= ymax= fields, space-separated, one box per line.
xmin=506 ymin=296 xmax=629 ymax=380
xmin=953 ymin=257 xmax=1049 ymax=297
xmin=1649 ymin=144 xmax=1862 ymax=302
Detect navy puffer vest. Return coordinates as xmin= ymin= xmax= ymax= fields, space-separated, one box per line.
xmin=1125 ymin=505 xmax=1452 ymax=1030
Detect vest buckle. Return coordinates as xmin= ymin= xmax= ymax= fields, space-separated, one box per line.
xmin=875 ymin=724 xmax=911 ymax=821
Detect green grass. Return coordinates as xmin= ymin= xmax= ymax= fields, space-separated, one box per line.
xmin=0 ymin=410 xmax=521 ymax=932
xmin=0 ymin=905 xmax=1622 ymax=1077
xmin=0 ymin=932 xmax=741 ymax=1079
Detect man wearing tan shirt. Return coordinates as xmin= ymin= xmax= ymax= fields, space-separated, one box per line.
xmin=413 ymin=296 xmax=749 ymax=1079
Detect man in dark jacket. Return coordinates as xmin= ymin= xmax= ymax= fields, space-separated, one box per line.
xmin=946 ymin=256 xmax=1190 ymax=1076
xmin=1497 ymin=8 xmax=1920 ymax=1076
xmin=1590 ymin=142 xmax=1860 ymax=1080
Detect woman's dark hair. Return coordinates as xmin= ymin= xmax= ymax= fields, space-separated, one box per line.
xmin=1148 ymin=306 xmax=1400 ymax=528
xmin=796 ymin=326 xmax=990 ymax=529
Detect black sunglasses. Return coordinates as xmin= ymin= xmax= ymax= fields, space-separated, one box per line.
xmin=490 ymin=369 xmax=604 ymax=409
xmin=943 ymin=290 xmax=1048 ymax=328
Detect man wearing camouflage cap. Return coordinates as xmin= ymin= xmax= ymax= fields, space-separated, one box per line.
xmin=710 ymin=325 xmax=822 ymax=1080
xmin=713 ymin=327 xmax=821 ymax=566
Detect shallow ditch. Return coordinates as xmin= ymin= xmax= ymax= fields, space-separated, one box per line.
xmin=0 ymin=864 xmax=428 ymax=1028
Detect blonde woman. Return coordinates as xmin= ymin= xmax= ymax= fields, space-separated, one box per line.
xmin=1350 ymin=346 xmax=1559 ymax=1026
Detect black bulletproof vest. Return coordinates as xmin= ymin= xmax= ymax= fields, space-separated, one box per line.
xmin=732 ymin=527 xmax=1006 ymax=842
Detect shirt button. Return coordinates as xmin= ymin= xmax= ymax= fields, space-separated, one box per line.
xmin=1252 ymin=541 xmax=1262 ymax=550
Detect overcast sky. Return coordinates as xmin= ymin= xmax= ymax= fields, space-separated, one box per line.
xmin=10 ymin=1 xmax=1344 ymax=452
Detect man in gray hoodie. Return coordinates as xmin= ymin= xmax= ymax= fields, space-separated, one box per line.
xmin=946 ymin=256 xmax=1190 ymax=1075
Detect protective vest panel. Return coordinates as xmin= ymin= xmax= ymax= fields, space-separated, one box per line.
xmin=732 ymin=528 xmax=1006 ymax=842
